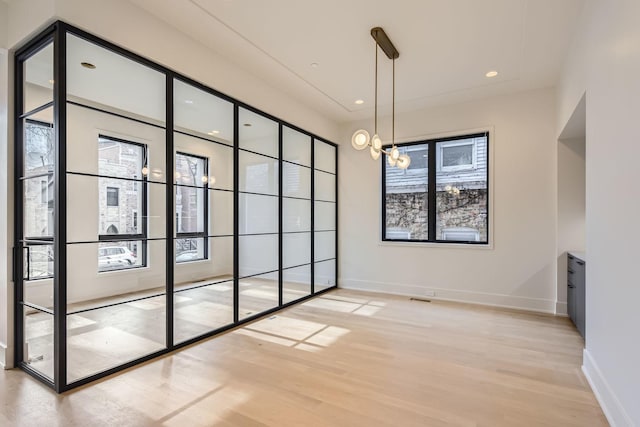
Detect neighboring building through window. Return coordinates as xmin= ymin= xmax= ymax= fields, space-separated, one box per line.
xmin=97 ymin=136 xmax=147 ymax=271
xmin=175 ymin=152 xmax=208 ymax=263
xmin=383 ymin=133 xmax=489 ymax=244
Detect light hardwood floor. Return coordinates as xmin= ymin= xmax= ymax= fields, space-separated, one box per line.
xmin=1 ymin=289 xmax=608 ymax=426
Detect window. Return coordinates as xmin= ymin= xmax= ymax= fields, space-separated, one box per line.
xmin=40 ymin=180 xmax=48 ymax=204
xmin=97 ymin=136 xmax=147 ymax=271
xmin=175 ymin=152 xmax=208 ymax=262
xmin=106 ymin=187 xmax=119 ymax=206
xmin=383 ymin=132 xmax=489 ymax=244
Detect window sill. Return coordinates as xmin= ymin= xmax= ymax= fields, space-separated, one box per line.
xmin=378 ymin=240 xmax=494 ymax=250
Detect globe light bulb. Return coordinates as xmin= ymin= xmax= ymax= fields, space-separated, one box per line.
xmin=201 ymin=175 xmax=208 ymax=184
xmin=371 ymin=134 xmax=382 ymax=151
xmin=141 ymin=166 xmax=149 ymax=176
xmin=388 ymin=155 xmax=397 ymax=167
xmin=351 ymin=129 xmax=370 ymax=150
xmin=390 ymin=146 xmax=400 ymax=160
xmin=397 ymin=154 xmax=411 ymax=169
xmin=370 ymin=146 xmax=381 ymax=160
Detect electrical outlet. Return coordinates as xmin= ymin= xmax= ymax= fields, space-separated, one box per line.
xmin=424 ymin=291 xmax=436 ymax=297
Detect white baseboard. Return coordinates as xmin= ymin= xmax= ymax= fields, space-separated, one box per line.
xmin=582 ymin=348 xmax=634 ymax=427
xmin=0 ymin=342 xmax=13 ymax=369
xmin=555 ymin=301 xmax=568 ymax=316
xmin=339 ymin=278 xmax=556 ymax=314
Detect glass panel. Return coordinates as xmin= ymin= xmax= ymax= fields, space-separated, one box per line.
xmin=239 ymin=234 xmax=278 ymax=277
xmin=66 ymin=103 xmax=166 ymax=181
xmin=314 ymin=170 xmax=335 ymax=202
xmin=174 ymin=281 xmax=234 ymax=343
xmin=24 ymin=42 xmax=53 ymax=114
xmin=175 ymin=152 xmax=207 ymax=186
xmin=24 ymin=308 xmax=54 ymax=380
xmin=283 ymin=198 xmax=311 ymax=233
xmin=67 ymin=240 xmax=166 ymax=313
xmin=67 ymin=295 xmax=166 ymax=383
xmin=283 ymin=233 xmax=311 ymax=268
xmin=385 ymin=144 xmax=428 ymax=240
xmin=174 ymin=133 xmax=233 ymax=191
xmin=314 ymin=201 xmax=335 ymax=231
xmin=66 ymin=174 xmax=166 ymax=242
xmin=441 ymin=142 xmax=474 ymax=169
xmin=98 ymin=241 xmax=144 ymax=272
xmin=66 ymin=34 xmax=166 ymax=123
xmin=436 ymin=137 xmax=488 ymax=242
xmin=24 ymin=116 xmax=55 ymax=178
xmin=239 ymin=108 xmax=278 ymax=158
xmin=24 ymin=243 xmax=54 ymax=283
xmin=175 ymin=186 xmax=206 ymax=234
xmin=173 ymin=79 xmax=234 ymax=145
xmin=239 ymin=151 xmax=278 ymax=195
xmin=282 ymin=163 xmax=311 ymax=199
xmin=239 ymin=272 xmax=278 ymax=320
xmin=209 ymin=189 xmax=233 ymax=236
xmin=283 ymin=265 xmax=311 ymax=304
xmin=315 ymin=259 xmax=336 ymax=292
xmin=23 ymin=176 xmax=54 ymax=238
xmin=314 ymin=140 xmax=336 ymax=173
xmin=283 ymin=126 xmax=311 ymax=167
xmin=176 ymin=237 xmax=206 ymax=262
xmin=314 ymin=231 xmax=335 ymax=262
xmin=174 ymin=236 xmax=233 ymax=287
xmin=239 ymin=193 xmax=278 ymax=235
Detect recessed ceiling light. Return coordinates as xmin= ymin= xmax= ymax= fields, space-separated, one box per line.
xmin=354 ymin=99 xmax=364 ymax=105
xmin=243 ymin=123 xmax=252 ymax=127
xmin=485 ymin=70 xmax=498 ymax=78
xmin=81 ymin=62 xmax=96 ymax=69
xmin=184 ymin=99 xmax=194 ymax=104
xmin=208 ymin=130 xmax=220 ymax=135
xmin=311 ymin=62 xmax=319 ymax=68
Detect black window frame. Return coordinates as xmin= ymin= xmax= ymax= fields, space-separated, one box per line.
xmin=97 ymin=134 xmax=149 ymax=270
xmin=174 ymin=151 xmax=209 ymax=263
xmin=381 ymin=132 xmax=489 ymax=245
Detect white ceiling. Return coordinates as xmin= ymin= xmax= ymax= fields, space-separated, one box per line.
xmin=120 ymin=1 xmax=585 ymax=124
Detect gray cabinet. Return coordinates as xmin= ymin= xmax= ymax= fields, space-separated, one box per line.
xmin=567 ymin=253 xmax=586 ymax=338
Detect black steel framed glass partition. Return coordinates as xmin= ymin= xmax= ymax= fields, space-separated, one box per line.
xmin=14 ymin=21 xmax=338 ymax=392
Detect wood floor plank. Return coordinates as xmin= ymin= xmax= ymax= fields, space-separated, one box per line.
xmin=0 ymin=289 xmax=608 ymax=426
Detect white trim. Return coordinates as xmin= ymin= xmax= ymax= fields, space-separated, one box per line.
xmin=582 ymin=348 xmax=635 ymax=427
xmin=555 ymin=301 xmax=568 ymax=316
xmin=0 ymin=342 xmax=13 ymax=369
xmin=339 ymin=278 xmax=556 ymax=314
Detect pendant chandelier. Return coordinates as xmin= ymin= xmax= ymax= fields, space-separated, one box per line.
xmin=351 ymin=27 xmax=410 ymax=169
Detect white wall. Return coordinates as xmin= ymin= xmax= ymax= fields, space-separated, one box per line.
xmin=340 ymin=88 xmax=558 ymax=313
xmin=556 ymin=137 xmax=585 ymax=315
xmin=557 ymin=1 xmax=640 ymax=425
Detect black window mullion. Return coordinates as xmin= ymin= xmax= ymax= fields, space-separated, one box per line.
xmin=166 ymin=74 xmax=174 ymax=350
xmin=427 ymin=141 xmax=436 ymax=242
xmin=310 ymin=139 xmax=315 ymax=294
xmin=233 ymin=104 xmax=239 ymax=323
xmin=278 ymin=124 xmax=283 ymax=307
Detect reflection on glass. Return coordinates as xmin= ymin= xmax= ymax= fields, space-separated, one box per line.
xmin=314 ymin=140 xmax=336 ymax=174
xmin=176 ymin=238 xmax=206 ymax=263
xmin=24 ymin=244 xmax=54 ymax=281
xmin=24 ymin=309 xmax=54 ymax=380
xmin=174 ymin=281 xmax=234 ymax=343
xmin=435 ymin=137 xmax=488 ymax=242
xmin=315 ymin=259 xmax=336 ymax=292
xmin=283 ymin=126 xmax=311 ymax=167
xmin=239 ymin=151 xmax=278 ymax=195
xmin=24 ymin=42 xmax=54 ymax=114
xmin=239 ymin=272 xmax=278 ymax=320
xmin=283 ymin=233 xmax=311 ymax=268
xmin=385 ymin=144 xmax=428 ymax=240
xmin=24 ymin=117 xmax=55 ymax=178
xmin=67 ymin=296 xmax=166 ymax=383
xmin=66 ymin=34 xmax=166 ymax=123
xmin=314 ymin=231 xmax=336 ymax=262
xmin=283 ymin=265 xmax=311 ymax=304
xmin=98 ymin=241 xmax=144 ymax=272
xmin=283 ymin=198 xmax=311 ymax=233
xmin=23 ymin=176 xmax=54 ymax=238
xmin=239 ymin=193 xmax=278 ymax=235
xmin=314 ymin=170 xmax=336 ymax=202
xmin=239 ymin=234 xmax=278 ymax=278
xmin=174 ymin=236 xmax=233 ymax=288
xmin=314 ymin=201 xmax=335 ymax=231
xmin=209 ymin=190 xmax=234 ymax=236
xmin=282 ymin=163 xmax=311 ymax=199
xmin=239 ymin=108 xmax=278 ymax=158
xmin=174 ymin=132 xmax=233 ymax=191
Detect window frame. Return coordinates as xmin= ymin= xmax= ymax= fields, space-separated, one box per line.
xmin=97 ymin=135 xmax=149 ymax=271
xmin=174 ymin=151 xmax=209 ymax=263
xmin=381 ymin=132 xmax=489 ymax=245
xmin=438 ymin=139 xmax=477 ymax=172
